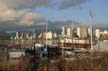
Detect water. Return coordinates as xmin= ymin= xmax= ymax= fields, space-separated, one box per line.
xmin=0 ymin=40 xmax=10 ymax=46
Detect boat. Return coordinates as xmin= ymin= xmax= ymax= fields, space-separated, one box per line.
xmin=25 ymin=48 xmax=48 ymax=61
xmin=58 ymin=38 xmax=94 ymax=49
xmin=9 ymin=49 xmax=25 ymax=59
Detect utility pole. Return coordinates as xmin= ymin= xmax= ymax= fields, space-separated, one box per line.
xmin=45 ymin=20 xmax=49 ymax=71
xmin=62 ymin=41 xmax=64 ymax=59
xmin=90 ymin=10 xmax=93 ymax=50
xmin=45 ymin=22 xmax=48 ymax=50
xmin=32 ymin=28 xmax=35 ymax=45
xmin=71 ymin=22 xmax=75 ymax=48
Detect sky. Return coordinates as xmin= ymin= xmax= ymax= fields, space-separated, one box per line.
xmin=0 ymin=0 xmax=108 ymax=31
xmin=33 ymin=0 xmax=108 ymax=24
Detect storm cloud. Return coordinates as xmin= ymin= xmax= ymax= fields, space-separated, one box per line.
xmin=59 ymin=0 xmax=88 ymax=9
xmin=0 ymin=0 xmax=51 ymax=9
xmin=0 ymin=0 xmax=88 ymax=9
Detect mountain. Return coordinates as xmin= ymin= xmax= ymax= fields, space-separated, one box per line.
xmin=0 ymin=20 xmax=108 ymax=36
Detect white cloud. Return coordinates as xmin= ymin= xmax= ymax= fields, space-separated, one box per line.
xmin=0 ymin=3 xmax=18 ymax=21
xmin=19 ymin=12 xmax=42 ymax=26
xmin=0 ymin=3 xmax=44 ymax=29
xmin=22 ymin=12 xmax=41 ymax=20
xmin=0 ymin=10 xmax=18 ymax=21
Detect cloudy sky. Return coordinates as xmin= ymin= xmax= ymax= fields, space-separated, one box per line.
xmin=0 ymin=0 xmax=108 ymax=31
